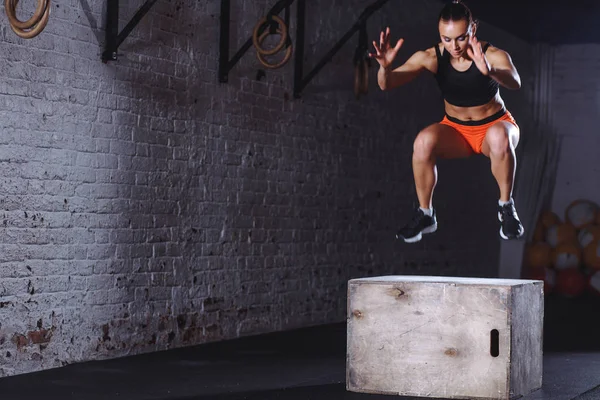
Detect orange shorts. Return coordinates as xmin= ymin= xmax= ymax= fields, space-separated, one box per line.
xmin=439 ymin=108 xmax=518 ymax=154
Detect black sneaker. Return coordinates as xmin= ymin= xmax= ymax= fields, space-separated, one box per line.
xmin=396 ymin=208 xmax=437 ymax=243
xmin=498 ymin=201 xmax=524 ymax=239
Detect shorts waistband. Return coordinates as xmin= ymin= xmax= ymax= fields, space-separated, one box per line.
xmin=445 ymin=108 xmax=507 ymax=126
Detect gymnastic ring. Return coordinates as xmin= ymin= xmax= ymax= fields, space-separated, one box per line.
xmin=360 ymin=58 xmax=369 ymax=94
xmin=5 ymin=0 xmax=46 ymax=29
xmin=354 ymin=63 xmax=361 ymax=98
xmin=252 ymin=14 xmax=288 ymax=56
xmin=256 ymin=28 xmax=292 ymax=69
xmin=354 ymin=58 xmax=368 ymax=98
xmin=9 ymin=3 xmax=49 ymax=39
xmin=6 ymin=0 xmax=50 ymax=39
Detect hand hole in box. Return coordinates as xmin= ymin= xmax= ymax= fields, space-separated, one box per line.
xmin=490 ymin=329 xmax=499 ymax=357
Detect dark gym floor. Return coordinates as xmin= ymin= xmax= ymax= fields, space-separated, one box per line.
xmin=1 ymin=294 xmax=599 ymax=400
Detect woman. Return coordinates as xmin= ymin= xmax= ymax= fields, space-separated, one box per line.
xmin=371 ymin=0 xmax=524 ymax=243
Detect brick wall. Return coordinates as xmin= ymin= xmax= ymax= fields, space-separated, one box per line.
xmin=551 ymin=44 xmax=600 ymax=214
xmin=0 ymin=0 xmax=537 ymax=376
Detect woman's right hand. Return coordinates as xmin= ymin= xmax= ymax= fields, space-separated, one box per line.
xmin=370 ymin=27 xmax=404 ymax=69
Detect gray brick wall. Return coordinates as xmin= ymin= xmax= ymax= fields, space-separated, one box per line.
xmin=0 ymin=0 xmax=537 ymax=376
xmin=551 ymin=44 xmax=600 ymax=214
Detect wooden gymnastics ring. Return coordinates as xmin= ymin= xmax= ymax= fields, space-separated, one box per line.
xmin=5 ymin=0 xmax=50 ymax=39
xmin=256 ymin=28 xmax=292 ymax=69
xmin=354 ymin=58 xmax=368 ymax=98
xmin=360 ymin=58 xmax=369 ymax=94
xmin=252 ymin=14 xmax=288 ymax=56
xmin=354 ymin=63 xmax=361 ymax=98
xmin=5 ymin=0 xmax=45 ymax=29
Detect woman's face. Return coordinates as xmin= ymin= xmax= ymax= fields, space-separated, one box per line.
xmin=438 ymin=18 xmax=473 ymax=59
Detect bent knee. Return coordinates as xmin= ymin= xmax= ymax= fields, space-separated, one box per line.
xmin=486 ymin=125 xmax=511 ymax=154
xmin=413 ymin=128 xmax=438 ymax=161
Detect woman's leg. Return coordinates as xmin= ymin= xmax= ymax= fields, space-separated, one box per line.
xmin=480 ymin=121 xmax=520 ymax=202
xmin=412 ymin=123 xmax=474 ymax=209
xmin=397 ymin=123 xmax=473 ymax=243
xmin=481 ymin=121 xmax=523 ymax=239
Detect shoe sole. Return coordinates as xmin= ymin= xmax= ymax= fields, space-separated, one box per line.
xmin=398 ymin=223 xmax=438 ymax=243
xmin=498 ymin=212 xmax=524 ymax=240
xmin=499 ymin=227 xmax=524 ymax=240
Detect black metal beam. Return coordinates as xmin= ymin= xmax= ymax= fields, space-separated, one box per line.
xmin=219 ymin=0 xmax=231 ymax=82
xmin=357 ymin=0 xmax=391 ymax=25
xmin=293 ymin=0 xmax=391 ymax=97
xmin=292 ymin=0 xmax=305 ymax=98
xmin=219 ymin=0 xmax=295 ymax=83
xmin=102 ymin=0 xmax=119 ymax=62
xmin=354 ymin=22 xmax=368 ymax=65
xmin=102 ymin=0 xmax=159 ymax=62
xmin=117 ymin=0 xmax=159 ymax=48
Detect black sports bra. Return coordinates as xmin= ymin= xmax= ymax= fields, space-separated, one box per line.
xmin=434 ymin=43 xmax=499 ymax=107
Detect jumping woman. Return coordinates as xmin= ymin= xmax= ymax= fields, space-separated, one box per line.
xmin=371 ymin=0 xmax=524 ymax=243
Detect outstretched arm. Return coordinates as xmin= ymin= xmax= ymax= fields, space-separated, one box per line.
xmin=377 ymin=50 xmax=429 ymax=91
xmin=487 ymin=49 xmax=521 ymax=90
xmin=467 ymin=37 xmax=521 ymax=90
xmin=370 ymin=27 xmax=429 ymax=91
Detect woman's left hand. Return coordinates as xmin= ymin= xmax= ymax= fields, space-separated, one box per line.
xmin=467 ymin=36 xmax=491 ymax=76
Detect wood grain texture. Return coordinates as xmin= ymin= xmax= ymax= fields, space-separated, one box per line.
xmin=509 ymin=283 xmax=544 ymax=397
xmin=346 ymin=276 xmax=543 ymax=400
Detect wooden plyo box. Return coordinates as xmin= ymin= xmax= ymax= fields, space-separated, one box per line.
xmin=346 ymin=276 xmax=544 ymax=400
